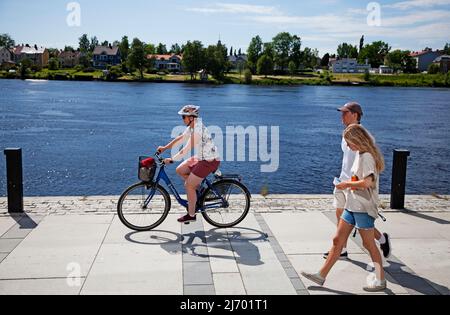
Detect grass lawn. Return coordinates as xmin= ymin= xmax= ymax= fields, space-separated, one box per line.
xmin=2 ymin=67 xmax=449 ymax=87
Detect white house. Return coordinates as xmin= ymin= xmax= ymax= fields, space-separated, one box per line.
xmin=147 ymin=54 xmax=183 ymax=72
xmin=331 ymin=58 xmax=370 ymax=73
xmin=378 ymin=66 xmax=393 ymax=74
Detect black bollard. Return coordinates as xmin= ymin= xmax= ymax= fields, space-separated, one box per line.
xmin=390 ymin=149 xmax=410 ymax=210
xmin=4 ymin=148 xmax=24 ymax=213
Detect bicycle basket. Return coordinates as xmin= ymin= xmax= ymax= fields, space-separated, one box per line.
xmin=138 ymin=156 xmax=156 ymax=182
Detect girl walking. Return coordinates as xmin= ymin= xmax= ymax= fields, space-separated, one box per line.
xmin=301 ymin=124 xmax=386 ymax=292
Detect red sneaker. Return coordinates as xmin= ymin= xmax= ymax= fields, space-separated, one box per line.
xmin=177 ymin=214 xmax=197 ymax=223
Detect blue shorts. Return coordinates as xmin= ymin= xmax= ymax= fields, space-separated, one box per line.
xmin=341 ymin=209 xmax=375 ymax=230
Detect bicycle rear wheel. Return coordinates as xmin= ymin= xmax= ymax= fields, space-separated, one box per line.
xmin=117 ymin=182 xmax=171 ymax=231
xmin=200 ymin=179 xmax=251 ymax=228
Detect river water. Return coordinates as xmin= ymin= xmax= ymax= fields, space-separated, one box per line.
xmin=0 ymin=79 xmax=449 ymax=196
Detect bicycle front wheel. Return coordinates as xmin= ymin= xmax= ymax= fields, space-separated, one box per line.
xmin=117 ymin=182 xmax=171 ymax=231
xmin=200 ymin=179 xmax=251 ymax=228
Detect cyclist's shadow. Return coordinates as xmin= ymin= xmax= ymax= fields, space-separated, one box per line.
xmin=125 ymin=227 xmax=268 ymax=267
xmin=183 ymin=227 xmax=268 ymax=266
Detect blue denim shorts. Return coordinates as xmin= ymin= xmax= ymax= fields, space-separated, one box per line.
xmin=341 ymin=209 xmax=375 ymax=230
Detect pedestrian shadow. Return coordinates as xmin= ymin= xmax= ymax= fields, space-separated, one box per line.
xmin=399 ymin=208 xmax=450 ymax=225
xmin=124 ymin=227 xmax=269 ymax=267
xmin=347 ymin=258 xmax=449 ymax=295
xmin=183 ymin=228 xmax=269 ymax=266
xmin=306 ymin=286 xmax=357 ymax=295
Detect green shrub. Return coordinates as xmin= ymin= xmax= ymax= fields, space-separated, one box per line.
xmin=244 ymin=69 xmax=252 ymax=84
xmin=428 ymin=63 xmax=440 ymax=74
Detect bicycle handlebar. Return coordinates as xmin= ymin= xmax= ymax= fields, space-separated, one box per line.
xmin=154 ymin=151 xmax=174 ymax=164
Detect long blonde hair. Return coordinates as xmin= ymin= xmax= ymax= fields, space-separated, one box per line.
xmin=343 ymin=124 xmax=385 ymax=173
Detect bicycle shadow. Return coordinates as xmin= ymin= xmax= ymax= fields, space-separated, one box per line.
xmin=124 ymin=227 xmax=269 ymax=267
xmin=183 ymin=228 xmax=269 ymax=266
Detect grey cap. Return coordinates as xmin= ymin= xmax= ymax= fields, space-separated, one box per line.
xmin=337 ymin=102 xmax=363 ymax=116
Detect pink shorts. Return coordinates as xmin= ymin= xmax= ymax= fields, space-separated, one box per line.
xmin=187 ymin=158 xmax=221 ymax=179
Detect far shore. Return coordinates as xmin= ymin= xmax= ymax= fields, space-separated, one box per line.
xmin=1 ymin=69 xmax=449 ymax=88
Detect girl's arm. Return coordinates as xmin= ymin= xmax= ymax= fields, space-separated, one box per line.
xmin=336 ymin=175 xmax=374 ymax=190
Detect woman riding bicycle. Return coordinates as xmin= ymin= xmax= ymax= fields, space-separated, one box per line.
xmin=157 ymin=105 xmax=221 ymax=223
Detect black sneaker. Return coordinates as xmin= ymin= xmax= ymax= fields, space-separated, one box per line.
xmin=323 ymin=251 xmax=348 ymax=260
xmin=379 ymin=233 xmax=391 ymax=258
xmin=177 ymin=214 xmax=197 ymax=224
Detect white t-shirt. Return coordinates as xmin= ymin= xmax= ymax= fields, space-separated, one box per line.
xmin=345 ymin=152 xmax=380 ymax=219
xmin=339 ymin=137 xmax=357 ymax=181
xmin=182 ymin=120 xmax=220 ymax=161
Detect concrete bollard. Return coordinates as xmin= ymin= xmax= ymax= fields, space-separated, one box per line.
xmin=4 ymin=148 xmax=24 ymax=213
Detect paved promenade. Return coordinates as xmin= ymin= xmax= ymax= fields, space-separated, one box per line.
xmin=0 ymin=194 xmax=449 ymax=295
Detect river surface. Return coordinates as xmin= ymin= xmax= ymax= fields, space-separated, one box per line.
xmin=0 ymin=79 xmax=449 ymax=196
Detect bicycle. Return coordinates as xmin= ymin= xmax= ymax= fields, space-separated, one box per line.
xmin=117 ymin=152 xmax=251 ymax=231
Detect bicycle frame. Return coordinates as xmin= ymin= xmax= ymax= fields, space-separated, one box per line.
xmin=143 ymin=155 xmax=229 ymax=213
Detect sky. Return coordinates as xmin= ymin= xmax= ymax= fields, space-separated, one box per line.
xmin=0 ymin=0 xmax=449 ymax=56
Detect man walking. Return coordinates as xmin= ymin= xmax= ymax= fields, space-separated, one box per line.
xmin=324 ymin=102 xmax=391 ymax=259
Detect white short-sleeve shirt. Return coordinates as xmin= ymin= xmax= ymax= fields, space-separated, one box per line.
xmin=345 ymin=152 xmax=380 ymax=219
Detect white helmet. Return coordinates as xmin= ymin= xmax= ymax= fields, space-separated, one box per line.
xmin=178 ymin=105 xmax=200 ymax=117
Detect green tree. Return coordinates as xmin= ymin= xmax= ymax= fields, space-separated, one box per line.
xmin=144 ymin=44 xmax=156 ymax=55
xmin=301 ymin=47 xmax=318 ymax=69
xmin=358 ymin=41 xmax=391 ymax=68
xmin=47 ymin=48 xmax=59 ymax=58
xmin=79 ymin=54 xmax=90 ymax=68
xmin=237 ymin=59 xmax=246 ymax=76
xmin=119 ymin=36 xmax=129 ymax=61
xmin=257 ymin=55 xmax=274 ymax=77
xmin=385 ymin=50 xmax=416 ymax=73
xmin=156 ymin=43 xmax=168 ymax=54
xmin=272 ymin=32 xmax=293 ymax=71
xmin=229 ymin=46 xmax=233 ymax=56
xmin=101 ymin=40 xmax=109 ymax=47
xmin=288 ymin=61 xmax=297 ymax=76
xmin=89 ymin=36 xmax=99 ymax=52
xmin=337 ymin=43 xmax=358 ymax=58
xmin=290 ymin=35 xmax=302 ymax=69
xmin=128 ymin=38 xmax=147 ymax=79
xmin=170 ymin=43 xmax=181 ymax=55
xmin=444 ymin=43 xmax=450 ymax=55
xmin=428 ymin=63 xmax=440 ymax=74
xmin=182 ymin=41 xmax=205 ymax=80
xmin=48 ymin=57 xmax=59 ymax=70
xmin=19 ymin=58 xmax=32 ymax=79
xmin=64 ymin=46 xmax=75 ymax=52
xmin=79 ymin=34 xmax=90 ymax=53
xmin=205 ymin=41 xmax=229 ymax=80
xmin=247 ymin=36 xmax=263 ymax=73
xmin=359 ymin=35 xmax=365 ymax=53
xmin=0 ymin=33 xmax=15 ymax=47
xmin=321 ymin=53 xmax=330 ymax=68
xmin=262 ymin=42 xmax=275 ymax=60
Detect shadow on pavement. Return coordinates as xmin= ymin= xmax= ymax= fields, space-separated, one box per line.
xmin=124 ymin=227 xmax=268 ymax=266
xmin=400 ymin=208 xmax=450 ymax=225
xmin=11 ymin=213 xmax=38 ymax=229
xmin=183 ymin=228 xmax=269 ymax=266
xmin=348 ymin=258 xmax=449 ymax=295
